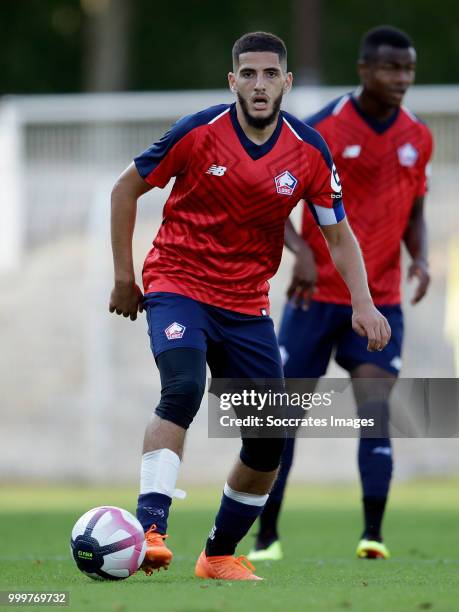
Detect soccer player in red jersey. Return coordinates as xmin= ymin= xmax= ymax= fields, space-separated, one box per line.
xmin=109 ymin=31 xmax=390 ymax=580
xmin=250 ymin=26 xmax=433 ymax=562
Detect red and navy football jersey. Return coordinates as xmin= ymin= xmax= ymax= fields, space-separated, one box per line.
xmin=302 ymin=94 xmax=433 ymax=306
xmin=134 ymin=103 xmax=345 ymax=315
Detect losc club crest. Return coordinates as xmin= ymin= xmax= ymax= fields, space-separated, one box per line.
xmin=165 ymin=322 xmax=186 ymax=340
xmin=274 ymin=170 xmax=298 ymax=196
xmin=398 ymin=143 xmax=418 ymax=167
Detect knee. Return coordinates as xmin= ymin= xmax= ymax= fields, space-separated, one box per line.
xmin=156 ymin=376 xmax=206 ymax=429
xmin=240 ymin=437 xmax=286 ymax=472
xmin=164 ymin=377 xmax=205 ymax=407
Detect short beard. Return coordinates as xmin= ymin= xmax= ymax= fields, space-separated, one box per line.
xmin=237 ymin=92 xmax=283 ymax=129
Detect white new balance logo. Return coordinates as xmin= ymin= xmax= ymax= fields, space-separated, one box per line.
xmin=206 ymin=164 xmax=227 ymax=176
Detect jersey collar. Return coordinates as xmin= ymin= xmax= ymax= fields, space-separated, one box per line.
xmin=229 ymin=103 xmax=283 ymax=160
xmin=350 ymin=96 xmax=400 ymax=134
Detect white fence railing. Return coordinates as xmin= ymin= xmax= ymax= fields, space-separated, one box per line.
xmin=1 ymin=86 xmax=459 ymax=263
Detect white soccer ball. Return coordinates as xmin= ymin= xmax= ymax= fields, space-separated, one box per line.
xmin=70 ymin=506 xmax=146 ymax=580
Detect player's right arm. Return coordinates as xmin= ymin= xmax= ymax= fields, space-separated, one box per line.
xmin=109 ymin=110 xmax=201 ymax=321
xmin=109 ymin=164 xmax=152 ymax=321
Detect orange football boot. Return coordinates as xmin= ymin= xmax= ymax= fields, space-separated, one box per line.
xmin=195 ymin=550 xmax=263 ymax=581
xmin=140 ymin=524 xmax=173 ymax=576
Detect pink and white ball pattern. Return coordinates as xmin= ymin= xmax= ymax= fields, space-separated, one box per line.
xmin=71 ymin=506 xmax=146 ymax=580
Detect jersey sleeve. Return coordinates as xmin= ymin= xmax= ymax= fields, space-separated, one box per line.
xmin=416 ymin=126 xmax=434 ymax=197
xmin=133 ymin=117 xmax=197 ymax=188
xmin=303 ymin=137 xmax=346 ymax=226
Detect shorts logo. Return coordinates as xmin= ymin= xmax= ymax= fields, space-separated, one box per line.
xmin=165 ymin=322 xmax=186 ymax=340
xmin=275 ymin=170 xmax=298 ymax=196
xmin=398 ymin=143 xmax=418 ymax=167
xmin=206 ymin=164 xmax=227 ymax=176
xmin=390 ymin=356 xmax=402 ymax=371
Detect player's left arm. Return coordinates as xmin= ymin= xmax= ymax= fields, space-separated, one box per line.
xmin=321 ymin=219 xmax=391 ymax=352
xmin=284 ymin=216 xmax=317 ymax=308
xmin=403 ymin=196 xmax=430 ymax=305
xmin=404 ymin=126 xmax=434 ymax=305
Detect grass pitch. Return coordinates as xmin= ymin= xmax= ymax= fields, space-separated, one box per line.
xmin=1 ymin=480 xmax=459 ymax=612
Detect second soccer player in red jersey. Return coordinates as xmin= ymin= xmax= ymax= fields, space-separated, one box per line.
xmin=109 ymin=31 xmax=390 ymax=581
xmin=250 ymin=26 xmax=432 ymax=563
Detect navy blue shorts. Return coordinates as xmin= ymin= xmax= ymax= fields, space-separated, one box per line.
xmin=278 ymin=300 xmax=404 ymax=377
xmin=144 ymin=292 xmax=283 ymax=379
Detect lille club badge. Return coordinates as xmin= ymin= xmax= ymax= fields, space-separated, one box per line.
xmin=274 ymin=171 xmax=298 ymax=196
xmin=165 ymin=322 xmax=186 ymax=340
xmin=398 ymin=143 xmax=418 ymax=167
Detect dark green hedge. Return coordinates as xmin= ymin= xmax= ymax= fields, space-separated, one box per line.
xmin=0 ymin=0 xmax=457 ymax=94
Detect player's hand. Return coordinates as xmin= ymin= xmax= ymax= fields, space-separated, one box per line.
xmin=352 ymin=301 xmax=391 ymax=352
xmin=286 ymin=244 xmax=317 ymax=309
xmin=408 ymin=259 xmax=430 ymax=305
xmin=109 ymin=280 xmax=144 ymax=321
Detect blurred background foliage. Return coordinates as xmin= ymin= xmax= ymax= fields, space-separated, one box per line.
xmin=1 ymin=0 xmax=458 ymax=94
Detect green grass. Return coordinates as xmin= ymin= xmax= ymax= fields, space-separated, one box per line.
xmin=1 ymin=481 xmax=459 ymax=612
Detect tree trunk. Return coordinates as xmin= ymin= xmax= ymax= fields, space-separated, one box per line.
xmin=83 ymin=0 xmax=133 ymax=92
xmin=293 ymin=0 xmax=322 ymax=85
